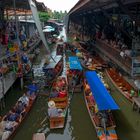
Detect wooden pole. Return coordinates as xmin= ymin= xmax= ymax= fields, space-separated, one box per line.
xmin=13 ymin=0 xmax=24 ymax=89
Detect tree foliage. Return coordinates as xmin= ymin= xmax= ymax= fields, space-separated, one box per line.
xmin=50 ymin=10 xmax=68 ymax=21
xmin=39 ymin=12 xmax=50 ymax=22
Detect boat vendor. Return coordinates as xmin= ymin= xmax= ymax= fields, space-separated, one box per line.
xmin=49 ymin=90 xmax=59 ymax=98
xmin=86 ymin=58 xmax=93 ymax=66
xmin=58 ymin=90 xmax=67 ymax=98
xmin=48 ymin=101 xmax=59 ymax=117
xmin=71 ymin=72 xmax=82 ymax=87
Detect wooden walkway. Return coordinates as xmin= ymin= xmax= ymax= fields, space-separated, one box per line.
xmin=0 ymin=72 xmax=16 ymax=99
xmin=0 ymin=39 xmax=41 ymax=100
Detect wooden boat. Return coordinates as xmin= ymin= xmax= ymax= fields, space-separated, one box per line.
xmin=67 ymin=56 xmax=83 ymax=93
xmin=79 ymin=55 xmax=97 ymax=71
xmin=106 ymin=68 xmax=137 ymax=102
xmin=0 ymin=92 xmax=37 ymax=140
xmin=48 ymin=76 xmax=68 ymax=129
xmin=32 ymin=133 xmax=45 ymax=140
xmin=84 ymin=71 xmax=119 ymax=140
xmin=74 ymin=41 xmax=108 ymax=70
xmin=43 ymin=55 xmax=63 ymax=86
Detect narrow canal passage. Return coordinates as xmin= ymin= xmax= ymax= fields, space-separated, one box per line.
xmin=12 ymin=40 xmax=97 ymax=140
xmin=1 ymin=29 xmax=140 ymax=140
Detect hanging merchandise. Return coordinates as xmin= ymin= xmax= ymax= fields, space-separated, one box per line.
xmin=16 ymin=63 xmax=23 ymax=78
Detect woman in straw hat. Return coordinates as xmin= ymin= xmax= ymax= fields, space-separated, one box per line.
xmin=48 ymin=101 xmax=59 ymax=117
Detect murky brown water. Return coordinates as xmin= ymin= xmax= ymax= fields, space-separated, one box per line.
xmin=1 ymin=29 xmax=140 ymax=140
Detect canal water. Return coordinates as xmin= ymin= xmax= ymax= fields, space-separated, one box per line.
xmin=1 ymin=28 xmax=140 ymax=140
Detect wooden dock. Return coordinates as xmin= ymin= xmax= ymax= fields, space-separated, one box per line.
xmin=0 ymin=72 xmax=16 ymax=99
xmin=132 ymin=97 xmax=140 ymax=113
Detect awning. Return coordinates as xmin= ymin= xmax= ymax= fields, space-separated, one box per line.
xmin=69 ymin=56 xmax=82 ymax=70
xmin=85 ymin=71 xmax=119 ymax=111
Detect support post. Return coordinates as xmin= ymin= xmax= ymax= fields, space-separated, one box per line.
xmin=20 ymin=77 xmax=24 ymax=90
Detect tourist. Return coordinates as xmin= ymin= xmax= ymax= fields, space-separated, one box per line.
xmin=18 ymin=94 xmax=29 ymax=106
xmin=13 ymin=101 xmax=26 ymax=116
xmin=1 ymin=120 xmax=18 ymax=140
xmin=4 ymin=111 xmax=20 ymax=122
xmin=27 ymin=81 xmax=38 ymax=93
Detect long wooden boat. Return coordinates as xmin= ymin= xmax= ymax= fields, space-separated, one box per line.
xmin=48 ymin=76 xmax=68 ymax=129
xmin=43 ymin=55 xmax=63 ymax=87
xmin=83 ymin=80 xmax=118 ymax=140
xmin=106 ymin=68 xmax=137 ymax=102
xmin=32 ymin=133 xmax=45 ymax=140
xmin=0 ymin=92 xmax=37 ymax=140
xmin=66 ymin=56 xmax=83 ymax=93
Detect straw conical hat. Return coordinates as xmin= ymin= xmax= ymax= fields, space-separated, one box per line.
xmin=48 ymin=100 xmax=55 ymax=108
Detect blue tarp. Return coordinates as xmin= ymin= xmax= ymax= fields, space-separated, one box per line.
xmin=27 ymin=84 xmax=38 ymax=92
xmin=69 ymin=56 xmax=82 ymax=70
xmin=85 ymin=71 xmax=119 ymax=110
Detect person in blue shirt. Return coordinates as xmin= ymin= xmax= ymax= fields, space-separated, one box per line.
xmin=4 ymin=111 xmax=20 ymax=122
xmin=14 ymin=101 xmax=26 ymax=116
xmin=22 ymin=53 xmax=29 ymax=64
xmin=26 ymin=81 xmax=38 ymax=99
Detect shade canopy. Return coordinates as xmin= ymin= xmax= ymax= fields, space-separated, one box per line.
xmin=69 ymin=56 xmax=82 ymax=70
xmin=85 ymin=71 xmax=119 ymax=111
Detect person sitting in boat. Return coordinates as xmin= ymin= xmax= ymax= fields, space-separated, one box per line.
xmin=22 ymin=53 xmax=29 ymax=64
xmin=13 ymin=101 xmax=26 ymax=116
xmin=45 ymin=69 xmax=55 ymax=80
xmin=86 ymin=58 xmax=93 ymax=66
xmin=26 ymin=91 xmax=36 ymax=100
xmin=0 ymin=120 xmax=18 ymax=140
xmin=48 ymin=101 xmax=59 ymax=117
xmin=18 ymin=94 xmax=29 ymax=106
xmin=4 ymin=120 xmax=18 ymax=132
xmin=58 ymin=90 xmax=67 ymax=98
xmin=49 ymin=90 xmax=59 ymax=98
xmin=3 ymin=111 xmax=21 ymax=122
xmin=56 ymin=78 xmax=66 ymax=88
xmin=27 ymin=81 xmax=39 ymax=95
xmin=98 ymin=111 xmax=108 ymax=127
xmin=71 ymin=72 xmax=82 ymax=87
